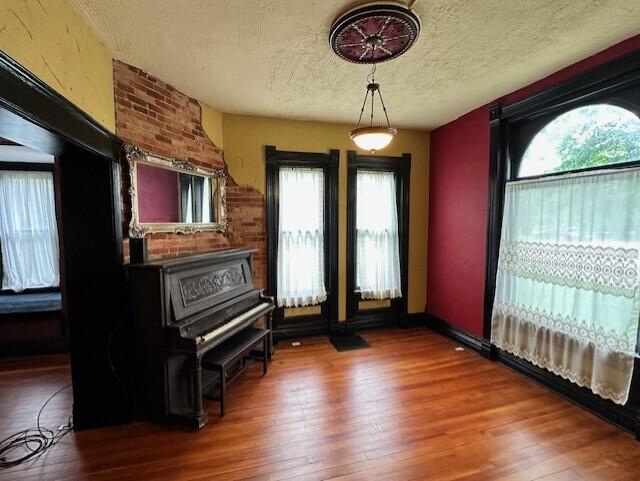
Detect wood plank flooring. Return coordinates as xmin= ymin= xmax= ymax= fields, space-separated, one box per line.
xmin=1 ymin=328 xmax=639 ymax=481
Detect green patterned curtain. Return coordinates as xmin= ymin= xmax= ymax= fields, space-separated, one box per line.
xmin=491 ymin=168 xmax=640 ymax=405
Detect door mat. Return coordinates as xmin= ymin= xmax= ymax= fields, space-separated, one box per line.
xmin=329 ymin=333 xmax=370 ymax=352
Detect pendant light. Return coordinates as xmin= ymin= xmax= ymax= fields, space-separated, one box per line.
xmin=329 ymin=2 xmax=421 ymax=153
xmin=349 ymin=65 xmax=397 ymax=153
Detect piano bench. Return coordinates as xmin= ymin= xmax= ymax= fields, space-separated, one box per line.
xmin=201 ymin=326 xmax=270 ymax=417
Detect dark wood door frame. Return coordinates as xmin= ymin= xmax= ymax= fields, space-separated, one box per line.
xmin=265 ymin=145 xmax=339 ymax=339
xmin=483 ymin=50 xmax=640 ymax=438
xmin=346 ymin=151 xmax=410 ymax=329
xmin=0 ymin=51 xmax=129 ymax=429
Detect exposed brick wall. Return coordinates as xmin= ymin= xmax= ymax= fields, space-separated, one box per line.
xmin=114 ymin=60 xmax=265 ymax=288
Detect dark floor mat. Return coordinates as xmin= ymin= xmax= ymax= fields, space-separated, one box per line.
xmin=330 ymin=334 xmax=370 ymax=352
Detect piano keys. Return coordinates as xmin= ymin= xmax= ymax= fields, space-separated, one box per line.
xmin=128 ymin=248 xmax=275 ymax=428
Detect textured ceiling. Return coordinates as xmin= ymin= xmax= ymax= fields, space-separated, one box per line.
xmin=70 ymin=0 xmax=640 ymax=129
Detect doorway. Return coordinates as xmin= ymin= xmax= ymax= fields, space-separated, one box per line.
xmin=0 ymin=52 xmax=129 ymax=429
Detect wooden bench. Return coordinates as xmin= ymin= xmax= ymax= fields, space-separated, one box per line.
xmin=201 ymin=327 xmax=270 ymax=417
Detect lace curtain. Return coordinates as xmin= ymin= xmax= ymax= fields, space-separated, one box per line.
xmin=277 ymin=168 xmax=327 ymax=307
xmin=491 ymin=168 xmax=640 ymax=405
xmin=0 ymin=171 xmax=60 ymax=291
xmin=356 ymin=170 xmax=402 ymax=300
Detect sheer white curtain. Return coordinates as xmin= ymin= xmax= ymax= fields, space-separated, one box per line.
xmin=0 ymin=171 xmax=60 ymax=291
xmin=491 ymin=168 xmax=640 ymax=405
xmin=356 ymin=170 xmax=402 ymax=300
xmin=277 ymin=168 xmax=327 ymax=307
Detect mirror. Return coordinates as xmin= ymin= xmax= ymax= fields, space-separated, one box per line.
xmin=124 ymin=144 xmax=227 ymax=238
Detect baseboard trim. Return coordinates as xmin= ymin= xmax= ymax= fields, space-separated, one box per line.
xmin=425 ymin=313 xmax=639 ymax=437
xmin=401 ymin=312 xmax=428 ymax=328
xmin=275 ymin=312 xmax=427 ymax=339
xmin=330 ymin=311 xmax=427 ymax=335
xmin=425 ymin=314 xmax=492 ymax=358
xmin=274 ymin=324 xmax=329 ymax=340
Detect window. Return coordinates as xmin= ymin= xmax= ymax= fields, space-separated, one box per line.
xmin=265 ymin=146 xmax=338 ymax=338
xmin=491 ymin=104 xmax=640 ymax=405
xmin=276 ymin=168 xmax=326 ymax=307
xmin=346 ymin=151 xmax=410 ymax=324
xmin=0 ymin=171 xmax=60 ymax=291
xmin=519 ymin=104 xmax=640 ymax=177
xmin=356 ymin=170 xmax=401 ymax=300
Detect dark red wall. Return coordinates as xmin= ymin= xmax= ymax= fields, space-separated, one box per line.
xmin=427 ymin=33 xmax=640 ymax=337
xmin=427 ymin=106 xmax=490 ymax=336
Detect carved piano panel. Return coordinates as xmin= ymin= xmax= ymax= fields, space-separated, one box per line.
xmin=168 ymin=257 xmax=254 ymax=322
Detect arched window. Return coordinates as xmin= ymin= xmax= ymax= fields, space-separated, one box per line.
xmin=519 ymin=104 xmax=640 ymax=177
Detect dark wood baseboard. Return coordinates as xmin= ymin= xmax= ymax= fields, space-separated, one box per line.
xmin=330 ymin=312 xmax=426 ymax=335
xmin=426 ymin=314 xmax=492 ymax=358
xmin=425 ymin=313 xmax=640 ymax=439
xmin=0 ymin=336 xmax=69 ymax=358
xmin=275 ymin=312 xmax=427 ymax=339
xmin=399 ymin=312 xmax=427 ymax=328
xmin=274 ymin=323 xmax=329 ymax=340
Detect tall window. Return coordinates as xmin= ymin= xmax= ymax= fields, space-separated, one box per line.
xmin=491 ymin=104 xmax=640 ymax=405
xmin=276 ymin=168 xmax=326 ymax=307
xmin=356 ymin=170 xmax=402 ymax=300
xmin=0 ymin=171 xmax=60 ymax=291
xmin=346 ymin=151 xmax=409 ymax=324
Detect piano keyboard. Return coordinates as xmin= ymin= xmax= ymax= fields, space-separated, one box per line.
xmin=196 ymin=302 xmax=271 ymax=345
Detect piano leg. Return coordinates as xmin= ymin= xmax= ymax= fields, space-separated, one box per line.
xmin=263 ymin=336 xmax=268 ymax=375
xmin=192 ymin=357 xmax=207 ymax=427
xmin=267 ymin=310 xmax=275 ymax=360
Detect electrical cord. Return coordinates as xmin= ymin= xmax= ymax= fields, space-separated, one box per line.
xmin=0 ymin=384 xmax=73 ymax=470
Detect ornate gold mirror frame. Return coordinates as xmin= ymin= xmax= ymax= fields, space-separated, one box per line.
xmin=124 ymin=144 xmax=227 ymax=238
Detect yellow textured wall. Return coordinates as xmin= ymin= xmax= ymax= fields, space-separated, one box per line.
xmin=0 ymin=0 xmax=115 ymax=131
xmin=222 ymin=113 xmax=429 ymax=319
xmin=199 ymin=101 xmax=224 ymax=149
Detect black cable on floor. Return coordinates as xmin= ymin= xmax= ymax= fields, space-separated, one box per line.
xmin=0 ymin=384 xmax=73 ymax=469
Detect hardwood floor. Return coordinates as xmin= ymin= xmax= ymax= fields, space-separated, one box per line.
xmin=1 ymin=328 xmax=639 ymax=481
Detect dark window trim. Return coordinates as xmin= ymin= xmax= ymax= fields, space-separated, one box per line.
xmin=346 ymin=150 xmax=410 ymax=327
xmin=483 ymin=49 xmax=640 ymax=439
xmin=265 ymin=145 xmax=339 ymax=339
xmin=515 ymin=158 xmax=640 ymax=183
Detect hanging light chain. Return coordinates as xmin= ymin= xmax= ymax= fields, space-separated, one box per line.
xmin=370 ymin=87 xmax=375 ymax=127
xmin=376 ymin=86 xmax=392 ymax=128
xmin=355 ymin=86 xmax=370 ymax=130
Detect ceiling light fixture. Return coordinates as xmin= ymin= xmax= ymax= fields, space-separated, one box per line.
xmin=329 ymin=2 xmax=421 ymax=152
xmin=349 ymin=65 xmax=397 ymax=153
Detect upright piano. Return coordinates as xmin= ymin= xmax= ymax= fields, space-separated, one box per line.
xmin=128 ymin=249 xmax=274 ymax=428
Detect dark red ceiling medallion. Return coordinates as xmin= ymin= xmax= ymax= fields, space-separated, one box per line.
xmin=329 ymin=2 xmax=421 ymax=64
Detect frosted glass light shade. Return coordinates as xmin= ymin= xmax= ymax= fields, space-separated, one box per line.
xmin=349 ymin=126 xmax=398 ymax=153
